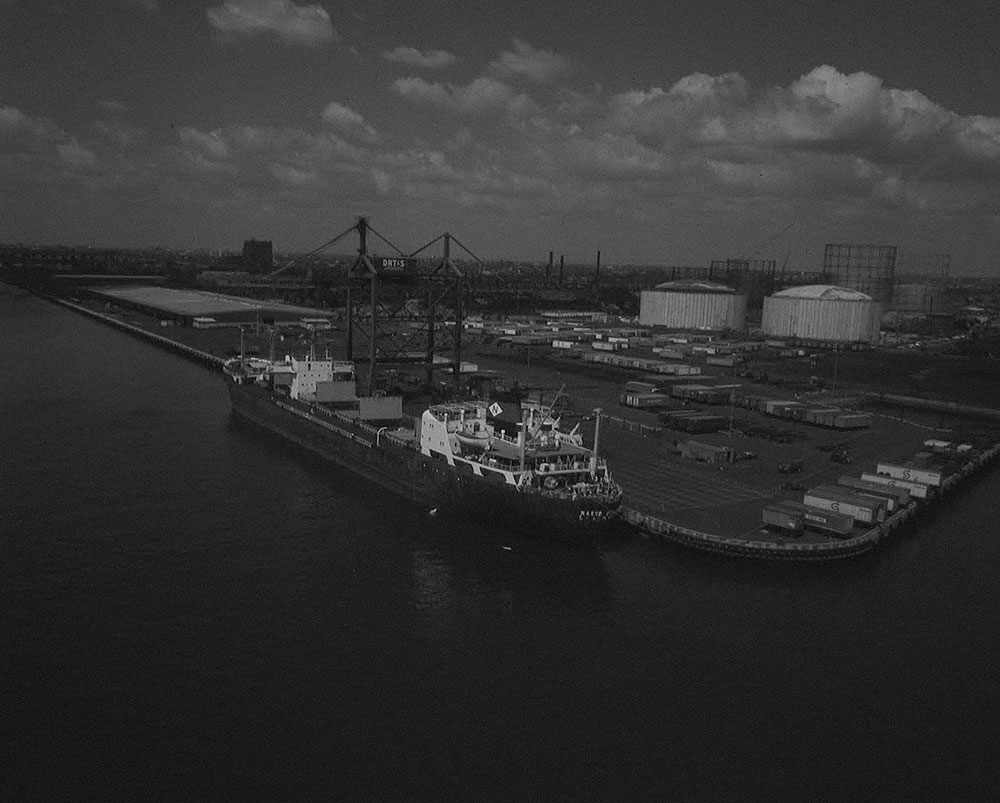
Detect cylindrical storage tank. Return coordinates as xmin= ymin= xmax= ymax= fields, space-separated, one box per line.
xmin=639 ymin=280 xmax=746 ymax=330
xmin=761 ymin=285 xmax=881 ymax=344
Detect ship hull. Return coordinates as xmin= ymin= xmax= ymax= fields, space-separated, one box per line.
xmin=226 ymin=381 xmax=622 ymax=541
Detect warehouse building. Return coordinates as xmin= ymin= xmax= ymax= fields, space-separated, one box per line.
xmin=89 ymin=285 xmax=331 ymax=327
xmin=761 ymin=285 xmax=881 ymax=345
xmin=639 ymin=280 xmax=747 ymax=331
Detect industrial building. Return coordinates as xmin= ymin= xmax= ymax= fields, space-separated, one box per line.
xmin=639 ymin=280 xmax=747 ymax=331
xmin=89 ymin=285 xmax=331 ymax=326
xmin=761 ymin=285 xmax=881 ymax=345
xmin=822 ymin=244 xmax=896 ymax=303
xmin=242 ymin=239 xmax=274 ymax=273
xmin=891 ymin=283 xmax=941 ymax=313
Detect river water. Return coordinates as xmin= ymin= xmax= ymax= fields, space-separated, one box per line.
xmin=3 ymin=295 xmax=999 ymax=801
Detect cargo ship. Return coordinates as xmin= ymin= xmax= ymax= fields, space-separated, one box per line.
xmin=223 ymin=354 xmax=624 ymax=538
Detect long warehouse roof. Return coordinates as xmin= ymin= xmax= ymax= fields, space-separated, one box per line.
xmin=91 ymin=285 xmax=330 ymax=317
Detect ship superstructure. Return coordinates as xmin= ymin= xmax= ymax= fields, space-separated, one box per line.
xmin=223 ymin=356 xmax=623 ymax=536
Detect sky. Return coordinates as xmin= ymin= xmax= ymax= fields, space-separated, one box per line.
xmin=2 ymin=0 xmax=999 ymax=273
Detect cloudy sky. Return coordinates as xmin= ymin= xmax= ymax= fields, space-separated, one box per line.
xmin=2 ymin=0 xmax=999 ymax=272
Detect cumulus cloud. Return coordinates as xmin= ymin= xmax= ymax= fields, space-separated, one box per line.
xmin=0 ymin=105 xmax=67 ymax=147
xmin=5 ymin=57 xmax=1000 ymax=262
xmin=176 ymin=126 xmax=229 ymax=159
xmin=392 ymin=76 xmax=534 ymax=117
xmin=57 ymin=141 xmax=98 ymax=170
xmin=488 ymin=38 xmax=571 ymax=84
xmin=366 ymin=147 xmax=549 ymax=208
xmin=92 ymin=119 xmax=145 ymax=147
xmin=606 ymin=65 xmax=1000 ymax=177
xmin=320 ymin=101 xmax=378 ymax=142
xmin=98 ymin=100 xmax=127 ymax=114
xmin=563 ymin=133 xmax=672 ymax=180
xmin=0 ymin=105 xmax=29 ymax=129
xmin=379 ymin=60 xmax=1000 ymax=219
xmin=206 ymin=0 xmax=335 ymax=45
xmin=270 ymin=163 xmax=317 ymax=187
xmin=382 ymin=46 xmax=455 ymax=69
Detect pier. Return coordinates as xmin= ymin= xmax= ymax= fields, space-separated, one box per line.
xmin=39 ymin=291 xmax=1000 ymax=561
xmin=623 ymin=439 xmax=1000 ymax=560
xmin=44 ymin=295 xmax=225 ymax=369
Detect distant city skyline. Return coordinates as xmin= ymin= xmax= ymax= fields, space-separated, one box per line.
xmin=2 ymin=0 xmax=999 ymax=273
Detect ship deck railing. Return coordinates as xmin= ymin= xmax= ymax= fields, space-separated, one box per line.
xmin=310 ymin=405 xmax=418 ymax=450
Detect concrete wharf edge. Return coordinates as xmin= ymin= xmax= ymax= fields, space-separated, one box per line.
xmin=622 ymin=439 xmax=1000 ymax=561
xmin=45 ymin=295 xmax=225 ymax=369
xmin=44 ymin=294 xmax=1000 ymax=561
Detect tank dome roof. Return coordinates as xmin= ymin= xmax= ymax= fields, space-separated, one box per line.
xmin=772 ymin=284 xmax=873 ymax=301
xmin=652 ymin=279 xmax=735 ymax=294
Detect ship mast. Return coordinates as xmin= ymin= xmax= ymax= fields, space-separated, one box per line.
xmin=525 ymin=384 xmax=565 ymax=446
xmin=519 ymin=411 xmax=527 ymax=474
xmin=589 ymin=408 xmax=602 ymax=476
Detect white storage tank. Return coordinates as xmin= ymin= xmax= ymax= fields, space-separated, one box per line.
xmin=639 ymin=280 xmax=746 ymax=331
xmin=761 ymin=285 xmax=881 ymax=344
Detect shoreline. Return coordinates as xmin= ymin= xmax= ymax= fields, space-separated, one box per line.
xmin=36 ymin=290 xmax=1000 ymax=561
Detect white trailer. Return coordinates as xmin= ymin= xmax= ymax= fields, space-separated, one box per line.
xmin=876 ymin=462 xmax=942 ymax=487
xmin=803 ymin=485 xmax=886 ymax=525
xmin=837 ymin=476 xmax=911 ymax=511
xmin=861 ymin=472 xmax=931 ymax=500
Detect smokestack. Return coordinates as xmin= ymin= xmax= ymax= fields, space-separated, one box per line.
xmin=559 ymin=254 xmax=565 ymax=284
xmin=595 ymin=250 xmax=601 ymax=284
xmin=547 ymin=250 xmax=553 ymax=280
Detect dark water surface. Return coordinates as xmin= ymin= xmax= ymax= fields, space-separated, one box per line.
xmin=4 ymin=296 xmax=999 ymax=801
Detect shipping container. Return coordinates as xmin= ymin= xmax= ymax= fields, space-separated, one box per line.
xmin=659 ymin=410 xmax=700 ymax=424
xmin=817 ymin=409 xmax=842 ymax=427
xmin=762 ymin=503 xmax=805 ymax=533
xmin=764 ymin=399 xmax=797 ymax=415
xmin=766 ymin=401 xmax=806 ymax=420
xmin=860 ymin=472 xmax=931 ymax=499
xmin=876 ymin=462 xmax=942 ymax=487
xmin=706 ymin=355 xmax=739 ymax=367
xmin=786 ymin=404 xmax=809 ymax=421
xmin=671 ymin=414 xmax=726 ymax=433
xmin=624 ymin=392 xmax=673 ymax=409
xmin=805 ymin=407 xmax=839 ymax=426
xmin=833 ymin=413 xmax=873 ymax=430
xmin=641 ymin=374 xmax=706 ymax=387
xmin=625 ymin=380 xmax=659 ymax=394
xmin=679 ymin=440 xmax=733 ymax=463
xmin=652 ymin=348 xmax=688 ymax=360
xmin=670 ymin=384 xmax=711 ymax=399
xmin=837 ymin=476 xmax=910 ymax=511
xmin=803 ymin=485 xmax=887 ymax=524
xmin=778 ymin=501 xmax=854 ymax=536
